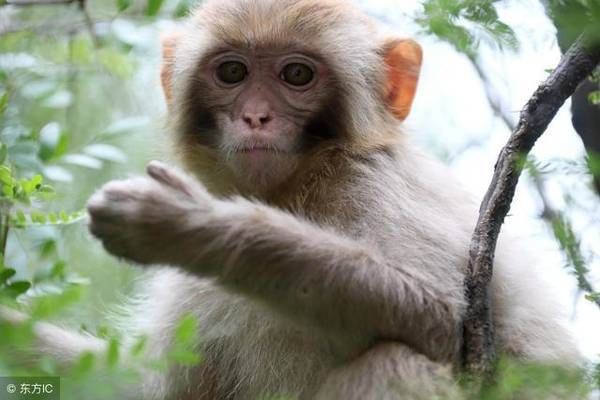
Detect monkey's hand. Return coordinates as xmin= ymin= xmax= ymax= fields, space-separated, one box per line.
xmin=87 ymin=161 xmax=215 ymax=266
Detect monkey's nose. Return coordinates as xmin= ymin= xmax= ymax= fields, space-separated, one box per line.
xmin=243 ymin=112 xmax=273 ymax=129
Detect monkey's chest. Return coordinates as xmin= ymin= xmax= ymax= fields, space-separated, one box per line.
xmin=201 ymin=295 xmax=360 ymax=400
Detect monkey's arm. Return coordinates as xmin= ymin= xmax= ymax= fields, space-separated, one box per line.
xmin=195 ymin=197 xmax=460 ymax=358
xmin=88 ymin=162 xmax=461 ymax=359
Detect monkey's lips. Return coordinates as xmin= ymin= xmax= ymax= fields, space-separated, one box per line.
xmin=234 ymin=146 xmax=288 ymax=162
xmin=236 ymin=146 xmax=282 ymax=154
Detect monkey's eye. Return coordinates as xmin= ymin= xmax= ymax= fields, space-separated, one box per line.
xmin=216 ymin=61 xmax=248 ymax=84
xmin=281 ymin=63 xmax=314 ymax=87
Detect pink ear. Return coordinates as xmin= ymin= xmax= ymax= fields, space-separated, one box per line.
xmin=384 ymin=39 xmax=423 ymax=120
xmin=160 ymin=32 xmax=183 ymax=104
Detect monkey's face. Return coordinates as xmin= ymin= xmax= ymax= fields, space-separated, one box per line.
xmin=185 ymin=48 xmax=337 ymax=190
xmin=165 ymin=0 xmax=423 ymax=194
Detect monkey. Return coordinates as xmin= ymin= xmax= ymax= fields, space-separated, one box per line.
xmin=0 ymin=0 xmax=582 ymax=399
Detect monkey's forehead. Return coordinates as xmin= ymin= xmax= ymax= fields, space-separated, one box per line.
xmin=188 ymin=0 xmax=379 ymax=54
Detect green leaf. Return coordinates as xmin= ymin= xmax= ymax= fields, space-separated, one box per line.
xmin=48 ymin=212 xmax=58 ymax=224
xmin=2 ymin=184 xmax=13 ymax=198
xmin=20 ymin=174 xmax=43 ymax=195
xmin=31 ymin=174 xmax=43 ymax=187
xmin=83 ymin=144 xmax=126 ymax=163
xmin=174 ymin=313 xmax=198 ymax=343
xmin=31 ymin=211 xmax=47 ymax=224
xmin=50 ymin=261 xmax=65 ymax=279
xmin=0 ymin=267 xmax=16 ymax=283
xmin=585 ymin=292 xmax=600 ymax=302
xmin=588 ymin=90 xmax=600 ymax=105
xmin=173 ymin=0 xmax=192 ymax=18
xmin=74 ymin=352 xmax=96 ymax=376
xmin=102 ymin=116 xmax=149 ymax=136
xmin=168 ymin=314 xmax=202 ymax=366
xmin=30 ymin=284 xmax=83 ymax=318
xmin=16 ymin=210 xmax=26 ymax=226
xmin=146 ymin=0 xmax=165 ymax=16
xmin=44 ymin=165 xmax=73 ymax=183
xmin=62 ymin=154 xmax=103 ymax=169
xmin=38 ymin=238 xmax=57 ymax=258
xmin=6 ymin=280 xmax=31 ymax=298
xmin=0 ymin=165 xmax=13 ymax=186
xmin=416 ymin=0 xmax=516 ymax=56
xmin=169 ymin=348 xmax=201 ymax=366
xmin=106 ymin=337 xmax=120 ymax=367
xmin=33 ymin=184 xmax=56 ymax=201
xmin=96 ymin=325 xmax=110 ymax=339
xmin=117 ymin=0 xmax=131 ymax=12
xmin=70 ymin=210 xmax=85 ymax=221
xmin=11 ymin=209 xmax=84 ymax=227
xmin=587 ymin=152 xmax=600 ymax=178
xmin=0 ymin=143 xmax=7 ymax=164
xmin=39 ymin=122 xmax=69 ymax=161
xmin=0 ymin=91 xmax=8 ymax=116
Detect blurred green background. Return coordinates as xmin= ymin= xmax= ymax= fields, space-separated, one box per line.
xmin=0 ymin=1 xmax=199 ymax=395
xmin=0 ymin=0 xmax=182 ymax=326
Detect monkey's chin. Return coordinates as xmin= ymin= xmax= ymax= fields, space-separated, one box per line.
xmin=227 ymin=151 xmax=298 ymax=192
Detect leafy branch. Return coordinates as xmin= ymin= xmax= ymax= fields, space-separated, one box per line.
xmin=417 ymin=0 xmax=517 ymax=56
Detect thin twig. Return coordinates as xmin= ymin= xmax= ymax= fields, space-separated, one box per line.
xmin=462 ymin=34 xmax=600 ymax=375
xmin=0 ymin=200 xmax=11 ymax=258
xmin=76 ymin=0 xmax=98 ymax=47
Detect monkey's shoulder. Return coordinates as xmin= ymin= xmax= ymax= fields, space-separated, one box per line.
xmin=291 ymin=144 xmax=478 ymax=230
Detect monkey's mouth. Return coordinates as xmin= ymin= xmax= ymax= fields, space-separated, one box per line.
xmin=239 ymin=148 xmax=275 ymax=153
xmin=235 ymin=145 xmax=285 ymax=154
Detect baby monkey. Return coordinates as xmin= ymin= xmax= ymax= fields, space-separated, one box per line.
xmin=7 ymin=0 xmax=583 ymax=399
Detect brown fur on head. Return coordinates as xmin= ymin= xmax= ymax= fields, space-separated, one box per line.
xmin=160 ymin=0 xmax=422 ymax=196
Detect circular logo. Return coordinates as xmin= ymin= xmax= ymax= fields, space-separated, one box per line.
xmin=6 ymin=384 xmax=16 ymax=394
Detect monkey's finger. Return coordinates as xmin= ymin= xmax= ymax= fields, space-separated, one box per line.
xmin=87 ymin=192 xmax=114 ymax=218
xmin=87 ymin=194 xmax=141 ymax=222
xmin=146 ymin=160 xmax=194 ymax=196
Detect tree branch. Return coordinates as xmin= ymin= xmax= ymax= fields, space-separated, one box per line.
xmin=468 ymin=53 xmax=600 ymax=311
xmin=462 ymin=34 xmax=600 ymax=375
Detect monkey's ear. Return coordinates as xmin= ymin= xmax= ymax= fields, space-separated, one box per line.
xmin=160 ymin=31 xmax=182 ymax=104
xmin=383 ymin=39 xmax=422 ymax=120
